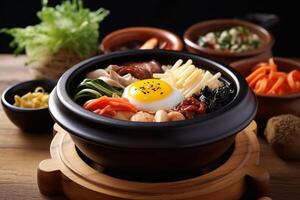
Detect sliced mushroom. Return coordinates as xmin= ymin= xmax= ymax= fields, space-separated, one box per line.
xmin=98 ymin=76 xmax=125 ymax=88
xmin=86 ymin=69 xmax=109 ymax=79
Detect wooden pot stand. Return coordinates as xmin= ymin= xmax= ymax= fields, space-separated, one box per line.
xmin=38 ymin=121 xmax=269 ymax=200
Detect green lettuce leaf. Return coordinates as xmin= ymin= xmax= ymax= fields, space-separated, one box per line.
xmin=1 ymin=0 xmax=109 ymax=63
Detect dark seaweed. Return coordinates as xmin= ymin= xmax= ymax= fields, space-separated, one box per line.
xmin=194 ymin=84 xmax=235 ymax=113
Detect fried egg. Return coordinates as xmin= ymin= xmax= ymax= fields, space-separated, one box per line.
xmin=122 ymin=79 xmax=184 ymax=112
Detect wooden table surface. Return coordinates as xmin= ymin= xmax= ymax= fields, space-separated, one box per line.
xmin=0 ymin=54 xmax=299 ymax=200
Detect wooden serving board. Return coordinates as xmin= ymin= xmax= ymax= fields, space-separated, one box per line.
xmin=37 ymin=121 xmax=269 ymax=200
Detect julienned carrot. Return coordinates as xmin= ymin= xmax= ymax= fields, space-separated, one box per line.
xmin=83 ymin=96 xmax=137 ymax=117
xmin=248 ymin=73 xmax=266 ymax=87
xmin=109 ymin=101 xmax=136 ymax=111
xmin=267 ymin=76 xmax=285 ymax=94
xmin=84 ymin=96 xmax=129 ymax=110
xmin=246 ymin=68 xmax=267 ymax=82
xmin=277 ymin=82 xmax=291 ymax=95
xmin=245 ymin=58 xmax=300 ymax=95
xmin=246 ymin=66 xmax=276 ymax=82
xmin=98 ymin=105 xmax=116 ymax=117
xmin=287 ymin=70 xmax=300 ymax=91
xmin=84 ymin=97 xmax=110 ymax=110
xmin=255 ymin=78 xmax=268 ymax=93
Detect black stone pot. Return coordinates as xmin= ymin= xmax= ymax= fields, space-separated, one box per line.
xmin=49 ymin=50 xmax=257 ymax=181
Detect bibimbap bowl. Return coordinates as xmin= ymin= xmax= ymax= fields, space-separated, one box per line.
xmin=49 ymin=50 xmax=257 ymax=181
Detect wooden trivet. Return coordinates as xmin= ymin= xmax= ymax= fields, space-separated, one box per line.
xmin=38 ymin=121 xmax=269 ymax=200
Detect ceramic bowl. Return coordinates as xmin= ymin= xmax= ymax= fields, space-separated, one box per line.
xmin=231 ymin=57 xmax=300 ymax=129
xmin=184 ymin=19 xmax=274 ymax=64
xmin=100 ymin=27 xmax=183 ymax=53
xmin=1 ymin=80 xmax=56 ymax=132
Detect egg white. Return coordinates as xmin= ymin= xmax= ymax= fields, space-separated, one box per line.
xmin=122 ymin=86 xmax=184 ymax=112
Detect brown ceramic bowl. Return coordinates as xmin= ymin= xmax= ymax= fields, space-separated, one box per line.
xmin=231 ymin=57 xmax=300 ymax=129
xmin=184 ymin=19 xmax=274 ymax=64
xmin=100 ymin=27 xmax=183 ymax=53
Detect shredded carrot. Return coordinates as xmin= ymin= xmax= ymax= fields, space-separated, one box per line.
xmin=248 ymin=73 xmax=266 ymax=87
xmin=267 ymin=76 xmax=285 ymax=94
xmin=84 ymin=96 xmax=110 ymax=110
xmin=246 ymin=68 xmax=267 ymax=82
xmin=287 ymin=70 xmax=300 ymax=91
xmin=255 ymin=78 xmax=268 ymax=94
xmin=245 ymin=58 xmax=300 ymax=95
xmin=83 ymin=96 xmax=137 ymax=117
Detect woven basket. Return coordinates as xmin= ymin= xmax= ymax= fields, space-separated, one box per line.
xmin=29 ymin=50 xmax=88 ymax=80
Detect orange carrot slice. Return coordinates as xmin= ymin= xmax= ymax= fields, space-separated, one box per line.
xmin=83 ymin=96 xmax=137 ymax=117
xmin=255 ymin=78 xmax=268 ymax=94
xmin=287 ymin=70 xmax=300 ymax=91
xmin=244 ymin=58 xmax=300 ymax=95
xmin=108 ymin=101 xmax=136 ymax=112
xmin=246 ymin=67 xmax=267 ymax=82
xmin=267 ymin=76 xmax=285 ymax=94
xmin=84 ymin=96 xmax=110 ymax=110
xmin=248 ymin=73 xmax=266 ymax=87
xmin=99 ymin=105 xmax=116 ymax=117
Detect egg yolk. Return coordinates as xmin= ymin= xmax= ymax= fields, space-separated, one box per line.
xmin=127 ymin=79 xmax=172 ymax=102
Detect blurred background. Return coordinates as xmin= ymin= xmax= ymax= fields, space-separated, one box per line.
xmin=0 ymin=0 xmax=299 ymax=56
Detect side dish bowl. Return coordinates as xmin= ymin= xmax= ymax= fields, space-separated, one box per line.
xmin=1 ymin=79 xmax=56 ymax=132
xmin=184 ymin=19 xmax=274 ymax=64
xmin=100 ymin=27 xmax=183 ymax=53
xmin=231 ymin=57 xmax=300 ymax=127
xmin=49 ymin=50 xmax=257 ymax=180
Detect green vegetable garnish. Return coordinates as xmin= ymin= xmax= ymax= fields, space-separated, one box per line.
xmin=198 ymin=26 xmax=261 ymax=53
xmin=1 ymin=0 xmax=109 ymax=64
xmin=74 ymin=79 xmax=123 ymax=103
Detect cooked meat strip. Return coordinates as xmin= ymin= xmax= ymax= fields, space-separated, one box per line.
xmin=116 ymin=60 xmax=163 ymax=79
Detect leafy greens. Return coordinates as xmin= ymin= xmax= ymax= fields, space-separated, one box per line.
xmin=1 ymin=0 xmax=109 ymax=63
xmin=74 ymin=79 xmax=123 ymax=103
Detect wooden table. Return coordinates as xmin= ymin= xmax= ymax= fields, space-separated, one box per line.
xmin=0 ymin=54 xmax=299 ymax=200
